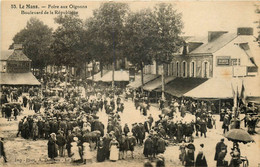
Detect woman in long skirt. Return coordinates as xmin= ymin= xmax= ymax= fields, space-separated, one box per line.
xmin=71 ymin=137 xmax=81 ymax=162
xmin=97 ymin=138 xmax=105 ymax=162
xmin=48 ymin=133 xmax=58 ymax=160
xmin=83 ymin=142 xmax=93 ymax=162
xmin=109 ymin=137 xmax=119 ymax=161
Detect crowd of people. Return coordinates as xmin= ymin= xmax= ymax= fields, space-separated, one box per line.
xmin=0 ymin=73 xmax=259 ymax=166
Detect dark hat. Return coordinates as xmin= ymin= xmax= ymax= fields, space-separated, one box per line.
xmin=221 ymin=138 xmax=224 ymax=142
xmin=200 ymin=144 xmax=204 ymax=148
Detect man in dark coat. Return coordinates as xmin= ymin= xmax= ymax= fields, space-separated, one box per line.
xmin=156 ymin=136 xmax=166 ymax=154
xmin=37 ymin=119 xmax=44 ymax=138
xmin=22 ymin=96 xmax=28 ymax=108
xmin=123 ymin=123 xmax=130 ymax=136
xmin=5 ymin=106 xmax=12 ymax=121
xmin=144 ymin=120 xmax=151 ymax=133
xmin=56 ymin=131 xmax=66 ymax=157
xmin=13 ymin=107 xmax=18 ymax=121
xmin=17 ymin=119 xmax=24 ymax=137
xmin=103 ymin=133 xmax=112 ymax=160
xmin=214 ymin=139 xmax=227 ymax=164
xmin=43 ymin=120 xmax=50 ymax=139
xmin=143 ymin=135 xmax=153 ymax=159
xmin=138 ymin=123 xmax=145 ymax=145
xmin=200 ymin=119 xmax=207 ymax=138
xmin=126 ymin=133 xmax=136 ymax=158
xmin=0 ymin=137 xmax=7 ymax=163
xmin=148 ymin=114 xmax=154 ymax=127
xmin=222 ymin=115 xmax=230 ymax=134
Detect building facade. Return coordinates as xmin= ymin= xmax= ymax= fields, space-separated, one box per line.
xmin=144 ymin=27 xmax=259 ymax=79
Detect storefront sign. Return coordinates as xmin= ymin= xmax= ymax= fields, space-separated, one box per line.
xmin=217 ymin=56 xmax=230 ymax=66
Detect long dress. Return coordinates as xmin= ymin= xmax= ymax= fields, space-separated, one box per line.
xmin=83 ymin=143 xmax=93 ymax=161
xmin=97 ymin=141 xmax=105 ymax=162
xmin=195 ymin=151 xmax=207 ymax=167
xmin=71 ymin=142 xmax=81 ymax=161
xmin=47 ymin=138 xmax=58 ymax=159
xmin=109 ymin=140 xmax=119 ymax=161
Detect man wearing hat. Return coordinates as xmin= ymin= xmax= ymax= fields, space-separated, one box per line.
xmin=214 ymin=139 xmax=227 ymax=164
xmin=56 ymin=130 xmax=66 ymax=157
xmin=222 ymin=115 xmax=230 ymax=134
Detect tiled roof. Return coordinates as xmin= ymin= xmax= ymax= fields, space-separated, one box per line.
xmin=7 ymin=50 xmax=31 ymax=61
xmin=1 ymin=50 xmax=31 ymax=61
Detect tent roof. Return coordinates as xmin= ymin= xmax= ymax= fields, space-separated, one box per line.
xmin=127 ymin=74 xmax=159 ymax=89
xmin=143 ymin=76 xmax=175 ymax=91
xmin=100 ymin=71 xmax=129 ymax=82
xmin=0 ymin=72 xmax=41 ymax=85
xmin=156 ymin=77 xmax=208 ymax=97
xmin=184 ymin=77 xmax=260 ymax=99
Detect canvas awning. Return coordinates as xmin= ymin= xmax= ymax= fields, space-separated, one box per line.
xmin=127 ymin=74 xmax=159 ymax=89
xmin=184 ymin=77 xmax=260 ymax=100
xmin=143 ymin=76 xmax=175 ymax=91
xmin=156 ymin=77 xmax=208 ymax=97
xmin=87 ymin=71 xmax=103 ymax=82
xmin=87 ymin=70 xmax=129 ymax=82
xmin=0 ymin=72 xmax=41 ymax=85
xmin=101 ymin=71 xmax=129 ymax=82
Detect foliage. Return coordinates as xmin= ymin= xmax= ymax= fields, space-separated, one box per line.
xmin=150 ymin=3 xmax=183 ymax=64
xmin=51 ymin=14 xmax=86 ymax=67
xmin=124 ymin=8 xmax=154 ymax=70
xmin=84 ymin=2 xmax=129 ymax=65
xmin=11 ymin=17 xmax=53 ymax=69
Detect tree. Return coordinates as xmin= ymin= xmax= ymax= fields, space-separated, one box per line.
xmin=150 ymin=3 xmax=183 ymax=99
xmin=84 ymin=2 xmax=129 ymax=88
xmin=124 ymin=9 xmax=154 ymax=91
xmin=51 ymin=14 xmax=86 ymax=67
xmin=11 ymin=17 xmax=53 ymax=76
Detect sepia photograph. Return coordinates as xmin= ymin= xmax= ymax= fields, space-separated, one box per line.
xmin=0 ymin=0 xmax=260 ymax=166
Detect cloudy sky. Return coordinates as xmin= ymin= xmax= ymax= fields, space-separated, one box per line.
xmin=1 ymin=1 xmax=259 ymax=50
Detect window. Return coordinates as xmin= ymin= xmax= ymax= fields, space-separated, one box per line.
xmin=231 ymin=59 xmax=241 ymax=66
xmin=182 ymin=61 xmax=187 ymax=77
xmin=190 ymin=61 xmax=196 ymax=77
xmin=202 ymin=61 xmax=210 ymax=78
xmin=176 ymin=62 xmax=179 ymax=77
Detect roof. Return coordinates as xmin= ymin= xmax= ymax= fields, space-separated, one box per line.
xmin=1 ymin=50 xmax=31 ymax=61
xmin=127 ymin=74 xmax=159 ymax=89
xmin=184 ymin=77 xmax=260 ymax=99
xmin=156 ymin=77 xmax=208 ymax=97
xmin=0 ymin=72 xmax=41 ymax=85
xmin=143 ymin=76 xmax=175 ymax=91
xmin=190 ymin=33 xmax=237 ymax=54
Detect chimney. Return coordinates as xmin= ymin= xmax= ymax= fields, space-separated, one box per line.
xmin=237 ymin=27 xmax=253 ymax=35
xmin=13 ymin=44 xmax=23 ymax=50
xmin=208 ymin=31 xmax=228 ymax=42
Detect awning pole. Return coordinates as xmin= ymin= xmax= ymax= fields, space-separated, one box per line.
xmin=219 ymin=99 xmax=221 ymax=114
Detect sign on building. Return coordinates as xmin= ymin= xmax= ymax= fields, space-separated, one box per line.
xmin=217 ymin=56 xmax=230 ymax=66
